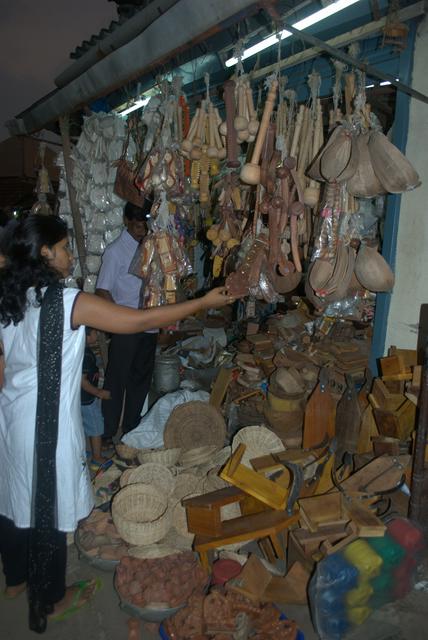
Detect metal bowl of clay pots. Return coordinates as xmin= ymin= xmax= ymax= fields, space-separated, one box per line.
xmin=74 ymin=529 xmax=122 ymax=572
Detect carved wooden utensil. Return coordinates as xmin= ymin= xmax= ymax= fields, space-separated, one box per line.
xmin=240 ymin=79 xmax=278 ymax=185
xmin=223 ymin=80 xmax=240 ymax=169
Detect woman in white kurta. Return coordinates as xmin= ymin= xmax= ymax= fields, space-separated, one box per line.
xmin=0 ymin=214 xmax=233 ymax=632
xmin=0 ymin=287 xmax=93 ymax=531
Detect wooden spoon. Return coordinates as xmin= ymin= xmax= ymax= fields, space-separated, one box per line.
xmin=240 ymin=79 xmax=278 ymax=185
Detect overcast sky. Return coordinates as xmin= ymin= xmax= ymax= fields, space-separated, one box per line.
xmin=0 ymin=0 xmax=118 ymax=140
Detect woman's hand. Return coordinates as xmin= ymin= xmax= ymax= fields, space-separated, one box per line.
xmin=201 ymin=287 xmax=236 ymax=309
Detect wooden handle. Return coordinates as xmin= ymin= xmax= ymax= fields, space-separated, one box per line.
xmin=250 ymin=80 xmax=278 ymax=166
xmin=246 ymin=85 xmax=256 ymax=120
xmin=297 ymin=107 xmax=310 ymax=176
xmin=184 ymin=108 xmax=200 ymax=144
xmin=223 ymin=79 xmax=240 ymax=168
xmin=290 ymin=104 xmax=304 ymax=159
xmin=193 ymin=101 xmax=206 ymax=145
xmin=238 ymin=83 xmax=246 ymax=118
xmin=345 ymin=73 xmax=355 ymax=117
xmin=290 ymin=213 xmax=302 ymax=273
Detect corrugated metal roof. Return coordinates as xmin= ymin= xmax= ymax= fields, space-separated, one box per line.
xmin=70 ymin=2 xmax=152 ymax=59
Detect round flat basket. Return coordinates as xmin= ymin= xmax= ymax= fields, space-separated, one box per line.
xmin=164 ymin=401 xmax=226 ymax=451
xmin=170 ymin=473 xmax=201 ymax=502
xmin=232 ymin=425 xmax=284 ymax=468
xmin=137 ymin=447 xmax=181 ymax=467
xmin=127 ymin=463 xmax=176 ymax=496
xmin=112 ymin=484 xmax=171 ymax=546
xmin=128 ymin=544 xmax=181 ymax=559
xmin=178 ymin=445 xmax=219 ymax=469
xmin=74 ymin=529 xmax=122 ymax=572
xmin=172 ymin=494 xmax=197 ymax=541
xmin=160 ymin=528 xmax=195 ymax=551
xmin=119 ymin=469 xmax=134 ymax=488
xmin=202 ymin=473 xmax=229 ymax=494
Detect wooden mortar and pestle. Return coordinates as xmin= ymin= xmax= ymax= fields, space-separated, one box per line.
xmin=240 ymin=79 xmax=278 ymax=185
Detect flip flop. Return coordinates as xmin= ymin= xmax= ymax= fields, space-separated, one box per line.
xmin=90 ymin=458 xmax=113 ymax=474
xmin=50 ymin=578 xmax=102 ymax=622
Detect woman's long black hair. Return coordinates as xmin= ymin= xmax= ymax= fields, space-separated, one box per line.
xmin=0 ymin=215 xmax=69 ymax=326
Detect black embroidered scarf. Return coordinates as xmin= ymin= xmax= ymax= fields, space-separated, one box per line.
xmin=28 ymin=284 xmax=64 ymax=633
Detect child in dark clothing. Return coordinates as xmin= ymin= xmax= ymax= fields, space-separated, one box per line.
xmin=81 ymin=328 xmax=111 ymax=468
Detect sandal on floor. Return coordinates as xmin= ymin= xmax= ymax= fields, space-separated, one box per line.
xmin=90 ymin=458 xmax=113 ymax=473
xmin=50 ymin=578 xmax=102 ymax=622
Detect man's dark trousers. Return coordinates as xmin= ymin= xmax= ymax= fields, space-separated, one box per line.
xmin=102 ymin=332 xmax=157 ymax=436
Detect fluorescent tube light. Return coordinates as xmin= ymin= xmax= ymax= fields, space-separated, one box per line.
xmin=119 ymin=97 xmax=150 ymax=117
xmin=226 ymin=0 xmax=362 ymax=67
xmin=380 ymin=81 xmax=391 ymax=86
xmin=365 ymin=83 xmax=375 ymax=88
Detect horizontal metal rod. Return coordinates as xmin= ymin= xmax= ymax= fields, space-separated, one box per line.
xmin=282 ymin=20 xmax=428 ymax=105
xmin=250 ymin=1 xmax=425 ymax=82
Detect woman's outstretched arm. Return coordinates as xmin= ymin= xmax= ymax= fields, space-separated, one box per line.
xmin=72 ymin=287 xmax=234 ymax=334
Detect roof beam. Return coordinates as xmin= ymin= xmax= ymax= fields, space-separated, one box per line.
xmin=281 ymin=14 xmax=428 ymax=104
xmin=8 ymin=0 xmax=260 ymax=136
xmin=250 ymin=1 xmax=425 ymax=82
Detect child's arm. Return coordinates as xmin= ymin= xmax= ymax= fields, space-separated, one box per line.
xmin=81 ymin=374 xmax=111 ymax=400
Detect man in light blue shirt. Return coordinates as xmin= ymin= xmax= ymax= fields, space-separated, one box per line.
xmin=96 ymin=200 xmax=157 ymax=438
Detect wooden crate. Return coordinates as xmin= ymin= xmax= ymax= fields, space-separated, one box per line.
xmin=373 ymin=399 xmax=416 ymax=440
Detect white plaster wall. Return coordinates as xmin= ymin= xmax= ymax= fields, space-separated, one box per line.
xmin=385 ymin=16 xmax=428 ymax=350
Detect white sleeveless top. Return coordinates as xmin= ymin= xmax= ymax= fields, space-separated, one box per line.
xmin=0 ymin=287 xmax=94 ymax=532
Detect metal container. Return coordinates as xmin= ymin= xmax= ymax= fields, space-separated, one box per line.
xmin=153 ymin=353 xmax=181 ymax=395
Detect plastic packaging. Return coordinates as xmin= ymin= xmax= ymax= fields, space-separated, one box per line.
xmin=310 ymin=517 xmax=425 ymax=639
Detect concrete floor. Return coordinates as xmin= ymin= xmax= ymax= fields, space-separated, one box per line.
xmin=2 ymin=544 xmax=428 ymax=640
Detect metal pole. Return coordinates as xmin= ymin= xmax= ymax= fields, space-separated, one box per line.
xmin=409 ymin=342 xmax=428 ymax=530
xmin=282 ymin=22 xmax=428 ymax=105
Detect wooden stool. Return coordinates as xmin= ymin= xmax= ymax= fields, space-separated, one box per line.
xmin=194 ymin=509 xmax=299 ymax=570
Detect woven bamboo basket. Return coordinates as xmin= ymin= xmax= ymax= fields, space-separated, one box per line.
xmin=172 ymin=494 xmax=197 ymax=541
xmin=112 ymin=484 xmax=171 ymax=546
xmin=137 ymin=447 xmax=181 ymax=467
xmin=164 ymin=401 xmax=226 ymax=451
xmin=127 ymin=463 xmax=175 ymax=496
xmin=128 ymin=544 xmax=180 ymax=559
xmin=178 ymin=445 xmax=219 ymax=469
xmin=115 ymin=443 xmax=141 ymax=462
xmin=170 ymin=473 xmax=201 ymax=502
xmin=119 ymin=469 xmax=134 ymax=488
xmin=232 ymin=425 xmax=284 ymax=467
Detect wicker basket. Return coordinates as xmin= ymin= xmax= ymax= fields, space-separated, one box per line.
xmin=170 ymin=473 xmax=201 ymax=502
xmin=115 ymin=443 xmax=141 ymax=462
xmin=164 ymin=401 xmax=226 ymax=451
xmin=127 ymin=463 xmax=175 ymax=496
xmin=232 ymin=425 xmax=284 ymax=468
xmin=128 ymin=544 xmax=180 ymax=559
xmin=178 ymin=445 xmax=219 ymax=469
xmin=172 ymin=493 xmax=197 ymax=540
xmin=119 ymin=469 xmax=134 ymax=488
xmin=112 ymin=484 xmax=171 ymax=546
xmin=137 ymin=447 xmax=181 ymax=467
xmin=160 ymin=528 xmax=194 ymax=551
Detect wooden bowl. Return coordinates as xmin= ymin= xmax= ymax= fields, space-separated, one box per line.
xmin=309 ymin=258 xmax=334 ymax=290
xmin=320 ymin=126 xmax=352 ymax=182
xmin=369 ymin=130 xmax=421 ymax=193
xmin=347 ymin=133 xmax=385 ymax=198
xmin=274 ymin=270 xmax=302 ymax=293
xmin=354 ymin=244 xmax=395 ymax=292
